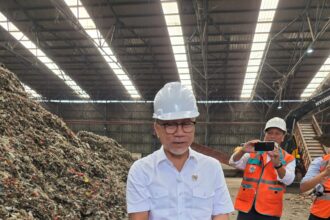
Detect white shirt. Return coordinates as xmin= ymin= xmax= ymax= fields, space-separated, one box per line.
xmin=126 ymin=147 xmax=234 ymax=220
xmin=301 ymin=157 xmax=325 ymax=183
xmin=229 ymin=152 xmax=296 ymax=185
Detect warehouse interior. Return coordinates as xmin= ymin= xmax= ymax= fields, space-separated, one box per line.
xmin=0 ymin=0 xmax=329 ymax=155
xmin=0 ymin=0 xmax=329 ymax=219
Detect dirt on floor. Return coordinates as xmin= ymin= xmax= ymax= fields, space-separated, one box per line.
xmin=226 ymin=177 xmax=313 ymax=220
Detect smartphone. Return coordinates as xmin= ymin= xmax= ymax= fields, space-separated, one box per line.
xmin=254 ymin=141 xmax=275 ymax=151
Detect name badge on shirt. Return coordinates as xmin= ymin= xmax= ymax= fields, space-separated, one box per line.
xmin=192 ymin=174 xmax=198 ymax=181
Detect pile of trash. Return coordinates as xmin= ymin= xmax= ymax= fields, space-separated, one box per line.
xmin=0 ymin=67 xmax=134 ymax=219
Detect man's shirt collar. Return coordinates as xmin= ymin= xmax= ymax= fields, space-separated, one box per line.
xmin=156 ymin=146 xmax=198 ymax=165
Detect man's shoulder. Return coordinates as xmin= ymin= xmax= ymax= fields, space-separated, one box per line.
xmin=134 ymin=150 xmax=159 ymax=164
xmin=130 ymin=149 xmax=160 ymax=171
xmin=191 ymin=149 xmax=220 ymax=165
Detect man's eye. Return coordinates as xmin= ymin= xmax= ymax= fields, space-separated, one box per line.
xmin=161 ymin=123 xmax=175 ymax=127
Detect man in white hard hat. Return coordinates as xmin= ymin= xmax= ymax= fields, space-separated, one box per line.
xmin=229 ymin=117 xmax=296 ymax=220
xmin=126 ymin=82 xmax=234 ymax=220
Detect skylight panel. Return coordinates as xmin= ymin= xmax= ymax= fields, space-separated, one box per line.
xmin=251 ymin=42 xmax=267 ymax=51
xmin=250 ymin=51 xmax=264 ymax=59
xmin=161 ymin=1 xmax=179 ymax=14
xmin=260 ymin=0 xmax=279 ymax=9
xmin=161 ymin=0 xmax=193 ymax=90
xmin=170 ymin=36 xmax=185 ymax=45
xmin=172 ymin=45 xmax=186 ymax=54
xmin=178 ymin=68 xmax=189 ymax=74
xmin=0 ymin=12 xmax=89 ymax=99
xmin=301 ymin=56 xmax=330 ymax=98
xmin=244 ymin=78 xmax=256 ymax=84
xmin=246 ymin=66 xmax=260 ymax=72
xmin=179 ymin=74 xmax=191 ymax=80
xmin=246 ymin=73 xmax=258 ymax=78
xmin=174 ymin=54 xmax=188 ymax=61
xmin=240 ymin=0 xmax=279 ymax=99
xmin=176 ymin=61 xmax=189 ymax=68
xmin=315 ymin=72 xmax=329 ymax=77
xmin=167 ymin=26 xmax=183 ymax=36
xmin=63 ymin=0 xmax=140 ymax=99
xmin=258 ymin=11 xmax=276 ymax=22
xmin=255 ymin=23 xmax=273 ymax=33
xmin=247 ymin=59 xmax=262 ymax=66
xmin=319 ymin=64 xmax=330 ymax=72
xmin=164 ymin=15 xmax=181 ymax=26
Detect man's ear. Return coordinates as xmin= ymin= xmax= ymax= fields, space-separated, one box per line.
xmin=281 ymin=133 xmax=285 ymax=143
xmin=154 ymin=122 xmax=160 ymax=138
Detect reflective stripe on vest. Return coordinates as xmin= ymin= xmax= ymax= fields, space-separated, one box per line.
xmin=242 ymin=176 xmax=259 ymax=183
xmin=242 ymin=176 xmax=283 ymax=185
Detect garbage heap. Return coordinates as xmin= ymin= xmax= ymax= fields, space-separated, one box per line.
xmin=0 ymin=67 xmax=134 ymax=219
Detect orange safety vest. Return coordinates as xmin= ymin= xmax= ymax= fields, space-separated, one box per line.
xmin=310 ymin=154 xmax=330 ymax=219
xmin=234 ymin=148 xmax=294 ymax=217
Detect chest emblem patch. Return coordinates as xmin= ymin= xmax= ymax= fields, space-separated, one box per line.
xmin=249 ymin=165 xmax=256 ymax=173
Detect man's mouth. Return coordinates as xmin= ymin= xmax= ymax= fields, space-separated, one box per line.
xmin=173 ymin=141 xmax=186 ymax=144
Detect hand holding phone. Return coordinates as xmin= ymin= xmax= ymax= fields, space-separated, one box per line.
xmin=241 ymin=140 xmax=260 ymax=153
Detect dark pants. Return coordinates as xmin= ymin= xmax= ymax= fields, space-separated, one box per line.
xmin=308 ymin=213 xmax=330 ymax=220
xmin=237 ymin=206 xmax=280 ymax=220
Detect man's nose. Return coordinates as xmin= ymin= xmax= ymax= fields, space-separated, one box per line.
xmin=174 ymin=124 xmax=185 ymax=134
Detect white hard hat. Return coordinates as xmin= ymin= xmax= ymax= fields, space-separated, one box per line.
xmin=264 ymin=117 xmax=287 ymax=133
xmin=153 ymin=82 xmax=199 ymax=120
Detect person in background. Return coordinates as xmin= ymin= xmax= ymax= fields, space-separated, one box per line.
xmin=126 ymin=82 xmax=234 ymax=220
xmin=300 ymin=145 xmax=330 ymax=220
xmin=229 ymin=117 xmax=296 ymax=220
xmin=292 ymin=146 xmax=301 ymax=162
xmin=292 ymin=146 xmax=304 ymax=181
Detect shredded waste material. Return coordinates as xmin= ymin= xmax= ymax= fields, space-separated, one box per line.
xmin=0 ymin=67 xmax=134 ymax=219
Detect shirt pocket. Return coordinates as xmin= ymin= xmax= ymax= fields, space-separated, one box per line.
xmin=265 ymin=186 xmax=284 ymax=204
xmin=237 ymin=184 xmax=256 ymax=203
xmin=190 ymin=187 xmax=215 ymax=213
xmin=148 ymin=184 xmax=170 ymax=210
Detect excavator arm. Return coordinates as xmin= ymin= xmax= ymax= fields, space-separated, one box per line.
xmin=285 ymin=88 xmax=330 ymax=135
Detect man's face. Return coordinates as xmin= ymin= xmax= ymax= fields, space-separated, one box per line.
xmin=154 ymin=118 xmax=195 ymax=156
xmin=264 ymin=127 xmax=285 ymax=145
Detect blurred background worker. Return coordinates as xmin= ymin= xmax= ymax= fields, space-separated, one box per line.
xmin=292 ymin=146 xmax=301 ymax=162
xmin=229 ymin=117 xmax=296 ymax=220
xmin=126 ymin=82 xmax=233 ymax=220
xmin=300 ymin=141 xmax=330 ymax=220
xmin=292 ymin=146 xmax=304 ymax=181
